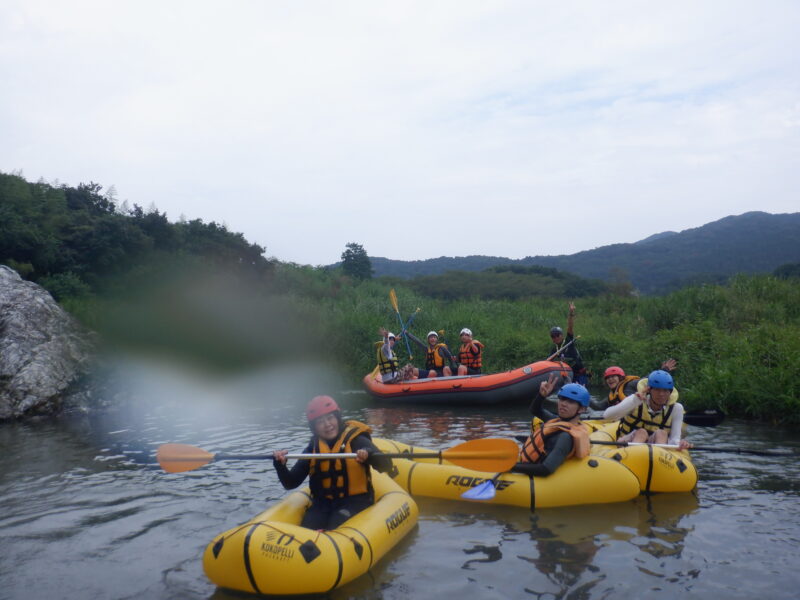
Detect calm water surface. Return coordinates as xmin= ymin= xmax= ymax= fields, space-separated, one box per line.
xmin=2 ymin=363 xmax=799 ymax=599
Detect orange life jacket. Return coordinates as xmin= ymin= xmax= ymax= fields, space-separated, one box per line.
xmin=458 ymin=341 xmax=484 ymax=369
xmin=309 ymin=420 xmax=372 ymax=500
xmin=519 ymin=418 xmax=590 ymax=463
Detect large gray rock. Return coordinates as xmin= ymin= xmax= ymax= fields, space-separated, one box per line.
xmin=0 ymin=266 xmax=94 ymax=419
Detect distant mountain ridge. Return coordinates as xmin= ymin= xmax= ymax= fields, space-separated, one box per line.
xmin=369 ymin=212 xmax=800 ymax=294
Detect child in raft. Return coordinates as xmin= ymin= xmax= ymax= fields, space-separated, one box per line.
xmin=602 ymin=369 xmax=691 ymax=450
xmin=273 ymin=396 xmax=393 ymax=530
xmin=598 ymin=358 xmax=677 ymax=409
xmin=512 ymin=375 xmax=591 ymax=477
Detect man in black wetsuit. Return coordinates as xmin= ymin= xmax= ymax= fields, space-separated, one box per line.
xmin=512 ymin=375 xmax=591 ymax=477
xmin=550 ymin=302 xmax=589 ymax=386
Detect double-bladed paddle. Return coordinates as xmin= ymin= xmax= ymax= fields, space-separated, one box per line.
xmin=157 ymin=438 xmax=520 ymax=474
xmin=590 ymin=440 xmax=793 ymax=457
xmin=583 ymin=408 xmax=726 ymax=428
xmin=389 ymin=289 xmax=415 ymax=359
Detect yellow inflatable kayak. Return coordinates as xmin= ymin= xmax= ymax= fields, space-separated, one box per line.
xmin=374 ymin=438 xmax=640 ymax=509
xmin=586 ymin=421 xmax=698 ymax=493
xmin=202 ymin=472 xmax=418 ymax=596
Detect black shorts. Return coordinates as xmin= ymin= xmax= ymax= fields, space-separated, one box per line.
xmin=464 ymin=366 xmax=482 ymax=375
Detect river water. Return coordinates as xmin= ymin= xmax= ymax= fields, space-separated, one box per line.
xmin=2 ymin=361 xmax=799 ymax=600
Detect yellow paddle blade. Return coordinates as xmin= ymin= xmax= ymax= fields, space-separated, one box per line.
xmin=157 ymin=443 xmax=215 ymax=473
xmin=389 ymin=288 xmax=399 ymax=313
xmin=441 ymin=438 xmax=520 ymax=472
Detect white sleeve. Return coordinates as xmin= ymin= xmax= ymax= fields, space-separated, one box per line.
xmin=602 ymin=394 xmax=641 ymax=421
xmin=668 ymin=403 xmax=685 ymax=446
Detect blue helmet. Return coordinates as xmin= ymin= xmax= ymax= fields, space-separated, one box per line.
xmin=647 ymin=370 xmax=674 ymax=390
xmin=557 ymin=383 xmax=590 ymax=407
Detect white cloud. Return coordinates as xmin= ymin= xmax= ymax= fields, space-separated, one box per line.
xmin=2 ymin=0 xmax=798 ymax=263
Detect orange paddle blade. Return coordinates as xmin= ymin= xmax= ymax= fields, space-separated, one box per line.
xmin=157 ymin=443 xmax=215 ymax=473
xmin=389 ymin=288 xmax=399 ymax=313
xmin=441 ymin=438 xmax=520 ymax=472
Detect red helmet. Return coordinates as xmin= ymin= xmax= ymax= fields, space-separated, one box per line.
xmin=306 ymin=395 xmax=340 ymax=422
xmin=603 ymin=366 xmax=625 ymax=379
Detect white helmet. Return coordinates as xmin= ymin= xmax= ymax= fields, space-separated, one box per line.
xmin=460 ymin=328 xmax=472 ymax=336
xmin=426 ymin=331 xmax=438 ymax=339
xmin=387 ymin=332 xmax=396 ymax=339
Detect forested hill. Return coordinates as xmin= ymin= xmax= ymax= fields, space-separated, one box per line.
xmin=370 ymin=212 xmax=800 ymax=294
xmin=0 ymin=172 xmax=272 ymax=299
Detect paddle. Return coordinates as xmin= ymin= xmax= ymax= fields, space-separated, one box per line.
xmin=400 ymin=307 xmax=420 ymax=337
xmin=546 ymin=336 xmax=579 ymax=361
xmin=590 ymin=440 xmax=793 ymax=457
xmin=683 ymin=408 xmax=726 ymax=427
xmin=461 ymin=472 xmax=505 ymax=501
xmin=390 ymin=288 xmax=414 ymax=359
xmin=157 ymin=438 xmax=520 ymax=474
xmin=582 ymin=408 xmax=725 ymax=428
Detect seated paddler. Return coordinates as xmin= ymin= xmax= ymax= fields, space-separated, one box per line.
xmin=512 ymin=375 xmax=591 ymax=477
xmin=596 ymin=358 xmax=677 ymax=410
xmin=375 ymin=327 xmax=401 ymax=383
xmin=273 ymin=395 xmax=393 ymax=530
xmin=602 ymin=369 xmax=691 ymax=450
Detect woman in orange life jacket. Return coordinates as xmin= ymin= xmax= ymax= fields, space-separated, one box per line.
xmin=602 ymin=370 xmax=692 ymax=450
xmin=405 ymin=330 xmax=457 ymax=378
xmin=511 ymin=375 xmax=591 ymax=477
xmin=598 ymin=358 xmax=677 ymax=409
xmin=456 ymin=328 xmax=484 ymax=376
xmin=273 ymin=395 xmax=393 ymax=530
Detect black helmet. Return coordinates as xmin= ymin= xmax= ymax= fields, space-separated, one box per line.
xmin=550 ymin=326 xmax=563 ymax=337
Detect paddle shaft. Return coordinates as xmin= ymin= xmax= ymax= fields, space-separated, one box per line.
xmin=196 ymin=450 xmax=504 ymax=463
xmin=390 ymin=289 xmax=415 ymax=358
xmin=581 ymin=408 xmax=725 ymax=428
xmin=546 ymin=336 xmax=578 ymax=361
xmin=590 ymin=440 xmax=791 ymax=456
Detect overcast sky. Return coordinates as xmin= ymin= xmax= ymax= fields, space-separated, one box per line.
xmin=2 ymin=1 xmax=798 ymax=265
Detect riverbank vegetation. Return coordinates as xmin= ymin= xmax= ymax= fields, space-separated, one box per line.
xmin=2 ymin=172 xmax=799 ymax=423
xmin=277 ymin=268 xmax=800 ymax=424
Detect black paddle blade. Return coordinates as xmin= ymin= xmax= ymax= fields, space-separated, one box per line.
xmin=684 ymin=409 xmax=726 ymax=427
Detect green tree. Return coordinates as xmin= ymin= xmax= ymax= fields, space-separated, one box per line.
xmin=341 ymin=242 xmax=373 ymax=281
xmin=774 ymin=263 xmax=800 ymax=279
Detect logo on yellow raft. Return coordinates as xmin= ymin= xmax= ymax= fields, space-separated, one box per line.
xmin=446 ymin=475 xmax=514 ymax=491
xmin=261 ymin=531 xmax=295 ymax=561
xmin=385 ymin=502 xmax=412 ymax=533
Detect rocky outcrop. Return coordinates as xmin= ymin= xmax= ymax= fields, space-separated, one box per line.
xmin=0 ymin=266 xmax=94 ymax=419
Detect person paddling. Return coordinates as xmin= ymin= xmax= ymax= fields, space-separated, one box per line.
xmin=511 ymin=376 xmax=591 ymax=477
xmin=456 ymin=327 xmax=484 ymax=375
xmin=273 ymin=396 xmax=393 ymax=530
xmin=599 ymin=359 xmax=677 ymax=409
xmin=602 ymin=370 xmax=691 ymax=450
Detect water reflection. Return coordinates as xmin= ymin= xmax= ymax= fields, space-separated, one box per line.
xmin=2 ymin=370 xmax=800 ymax=600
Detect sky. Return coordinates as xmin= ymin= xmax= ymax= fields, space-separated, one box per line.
xmin=1 ymin=1 xmax=799 ymax=265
